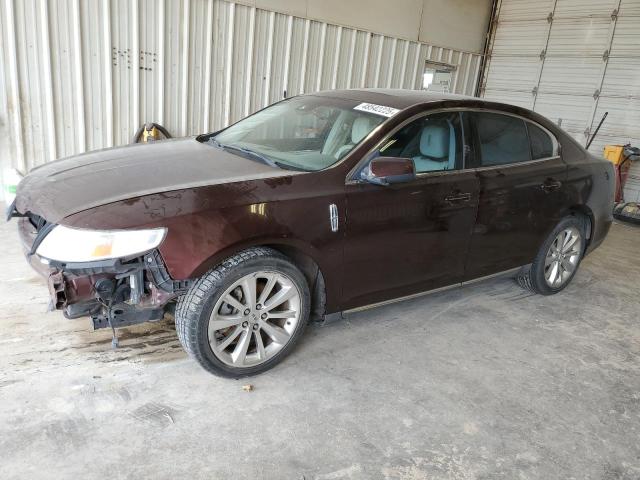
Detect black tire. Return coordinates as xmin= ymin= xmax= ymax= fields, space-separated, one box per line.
xmin=175 ymin=247 xmax=310 ymax=378
xmin=517 ymin=215 xmax=587 ymax=295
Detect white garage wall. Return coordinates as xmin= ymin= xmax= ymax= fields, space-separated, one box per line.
xmin=0 ymin=0 xmax=483 ymax=176
xmin=479 ymin=0 xmax=640 ymax=201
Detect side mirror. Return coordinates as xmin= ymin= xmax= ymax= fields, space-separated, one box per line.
xmin=362 ymin=157 xmax=416 ymax=185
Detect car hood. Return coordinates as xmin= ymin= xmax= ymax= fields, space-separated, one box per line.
xmin=15 ymin=137 xmax=298 ymax=223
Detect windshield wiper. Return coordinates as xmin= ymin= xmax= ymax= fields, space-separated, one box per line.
xmin=208 ymin=138 xmax=224 ymax=149
xmin=209 ymin=140 xmax=281 ymax=169
xmin=207 ymin=138 xmax=311 ymax=171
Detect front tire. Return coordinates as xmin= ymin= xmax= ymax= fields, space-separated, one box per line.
xmin=176 ymin=247 xmax=310 ymax=378
xmin=517 ymin=216 xmax=586 ymax=295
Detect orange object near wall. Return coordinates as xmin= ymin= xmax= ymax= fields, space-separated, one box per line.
xmin=603 ymin=145 xmax=625 ymax=165
xmin=604 ymin=145 xmax=633 ymax=202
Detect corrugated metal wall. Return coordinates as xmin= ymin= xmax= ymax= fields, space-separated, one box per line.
xmin=479 ymin=0 xmax=640 ymax=201
xmin=0 ymin=0 xmax=483 ymax=174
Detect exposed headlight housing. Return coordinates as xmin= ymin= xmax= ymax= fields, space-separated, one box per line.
xmin=36 ymin=225 xmax=167 ymax=263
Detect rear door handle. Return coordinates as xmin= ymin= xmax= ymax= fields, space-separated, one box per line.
xmin=444 ymin=192 xmax=472 ymax=203
xmin=540 ymin=179 xmax=562 ymax=192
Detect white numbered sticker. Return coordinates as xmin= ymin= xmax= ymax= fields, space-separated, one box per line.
xmin=353 ymin=102 xmax=400 ymax=118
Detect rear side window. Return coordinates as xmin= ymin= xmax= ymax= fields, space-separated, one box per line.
xmin=527 ymin=123 xmax=555 ymax=159
xmin=474 ymin=112 xmax=530 ymax=166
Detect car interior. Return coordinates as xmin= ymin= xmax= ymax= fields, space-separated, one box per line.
xmin=474 ymin=112 xmax=531 ymax=165
xmin=332 ymin=116 xmax=381 ymax=160
xmin=378 ymin=113 xmax=461 ymax=173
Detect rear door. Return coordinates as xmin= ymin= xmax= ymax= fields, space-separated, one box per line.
xmin=342 ymin=111 xmax=480 ymax=310
xmin=464 ymin=111 xmax=569 ymax=280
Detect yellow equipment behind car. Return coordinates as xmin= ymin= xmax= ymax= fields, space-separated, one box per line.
xmin=131 ymin=122 xmax=172 ymax=144
xmin=605 ymin=144 xmax=639 ymax=208
xmin=603 ymin=145 xmax=626 ymax=165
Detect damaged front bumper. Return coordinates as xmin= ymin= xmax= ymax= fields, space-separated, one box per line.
xmin=17 ymin=217 xmax=192 ymax=330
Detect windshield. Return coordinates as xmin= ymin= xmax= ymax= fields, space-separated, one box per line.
xmin=206 ymin=96 xmax=386 ymax=171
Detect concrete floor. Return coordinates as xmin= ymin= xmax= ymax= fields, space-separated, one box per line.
xmin=1 ymin=217 xmax=639 ymax=480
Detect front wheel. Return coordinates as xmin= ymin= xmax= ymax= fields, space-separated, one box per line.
xmin=175 ymin=247 xmax=310 ymax=377
xmin=517 ymin=216 xmax=586 ymax=295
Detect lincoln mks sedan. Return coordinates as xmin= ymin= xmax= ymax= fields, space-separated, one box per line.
xmin=8 ymin=89 xmax=614 ymax=377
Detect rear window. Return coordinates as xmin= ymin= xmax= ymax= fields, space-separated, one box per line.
xmin=528 ymin=123 xmax=555 ymax=159
xmin=474 ymin=112 xmax=531 ymax=166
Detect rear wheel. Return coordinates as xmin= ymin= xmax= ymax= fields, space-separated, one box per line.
xmin=517 ymin=216 xmax=586 ymax=295
xmin=176 ymin=247 xmax=310 ymax=377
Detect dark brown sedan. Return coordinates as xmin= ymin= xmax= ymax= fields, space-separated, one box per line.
xmin=9 ymin=89 xmax=614 ymax=377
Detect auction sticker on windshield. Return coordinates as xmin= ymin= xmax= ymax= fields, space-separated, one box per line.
xmin=353 ymin=103 xmax=400 ymax=118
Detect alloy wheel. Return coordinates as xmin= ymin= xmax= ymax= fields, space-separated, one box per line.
xmin=207 ymin=271 xmax=302 ymax=367
xmin=544 ymin=226 xmax=582 ymax=288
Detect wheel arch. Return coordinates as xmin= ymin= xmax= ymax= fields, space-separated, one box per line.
xmin=264 ymin=244 xmax=327 ymax=321
xmin=566 ymin=205 xmax=594 ymax=246
xmin=189 ymin=237 xmax=331 ymax=320
xmin=535 ymin=205 xmax=594 ymax=260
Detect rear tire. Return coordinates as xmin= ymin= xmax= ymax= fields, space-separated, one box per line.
xmin=176 ymin=247 xmax=310 ymax=378
xmin=517 ymin=216 xmax=587 ymax=295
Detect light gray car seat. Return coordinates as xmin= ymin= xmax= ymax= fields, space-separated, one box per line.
xmin=334 ymin=117 xmax=379 ymax=159
xmin=412 ymin=122 xmax=456 ymax=172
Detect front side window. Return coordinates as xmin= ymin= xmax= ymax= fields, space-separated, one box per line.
xmin=473 ymin=112 xmax=530 ymax=166
xmin=376 ymin=112 xmax=463 ymax=173
xmin=207 ymin=96 xmax=385 ymax=171
xmin=527 ymin=122 xmax=555 ymax=159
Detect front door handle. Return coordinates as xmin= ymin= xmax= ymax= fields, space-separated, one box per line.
xmin=540 ymin=179 xmax=562 ymax=192
xmin=444 ymin=192 xmax=472 ymax=203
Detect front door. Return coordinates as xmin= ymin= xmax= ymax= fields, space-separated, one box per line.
xmin=342 ymin=111 xmax=480 ymax=310
xmin=464 ymin=111 xmax=569 ymax=280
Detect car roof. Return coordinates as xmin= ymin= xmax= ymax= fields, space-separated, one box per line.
xmin=307 ymin=88 xmax=579 ymax=149
xmin=308 ymin=88 xmax=477 ymax=110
